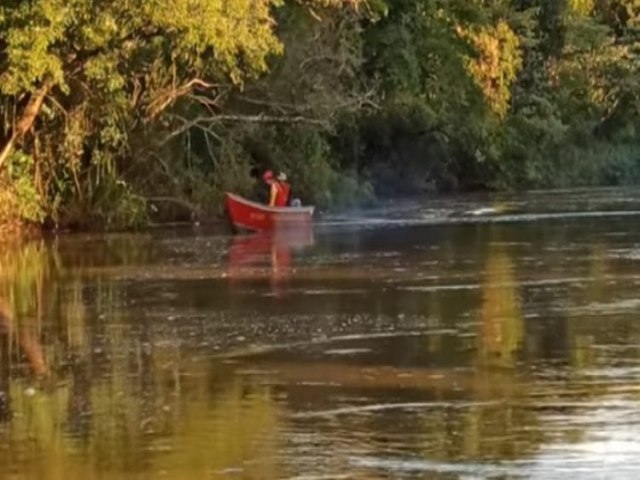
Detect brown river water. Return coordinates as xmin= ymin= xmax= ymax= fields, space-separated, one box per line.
xmin=2 ymin=188 xmax=640 ymax=479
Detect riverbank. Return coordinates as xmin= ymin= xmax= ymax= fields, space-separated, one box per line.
xmin=4 ymin=0 xmax=640 ymax=237
xmin=6 ymin=181 xmax=640 ymax=240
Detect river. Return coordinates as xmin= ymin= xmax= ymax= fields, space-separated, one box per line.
xmin=2 ymin=187 xmax=640 ymax=479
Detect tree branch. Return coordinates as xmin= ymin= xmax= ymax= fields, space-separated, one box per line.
xmin=215 ymin=113 xmax=329 ymax=126
xmin=0 ymin=79 xmax=54 ymax=171
xmin=234 ymin=95 xmax=308 ymax=114
xmin=157 ymin=112 xmax=330 ymax=147
xmin=146 ymin=78 xmax=218 ymax=119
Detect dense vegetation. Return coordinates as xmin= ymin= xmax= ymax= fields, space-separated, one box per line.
xmin=1 ymin=0 xmax=640 ymax=230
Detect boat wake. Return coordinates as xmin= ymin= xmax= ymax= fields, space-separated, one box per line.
xmin=318 ymin=209 xmax=640 ymax=229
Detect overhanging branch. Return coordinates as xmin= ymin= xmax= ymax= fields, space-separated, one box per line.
xmin=215 ymin=113 xmax=329 ymax=126
xmin=146 ymin=78 xmax=219 ymax=120
xmin=158 ymin=112 xmax=330 ymax=146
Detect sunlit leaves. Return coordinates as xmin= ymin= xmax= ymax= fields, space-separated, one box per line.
xmin=461 ymin=20 xmax=523 ymax=118
xmin=0 ymin=0 xmax=69 ymax=94
xmin=143 ymin=0 xmax=284 ymax=84
xmin=569 ymin=0 xmax=597 ymax=15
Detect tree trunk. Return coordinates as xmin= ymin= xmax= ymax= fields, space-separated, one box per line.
xmin=0 ymin=137 xmax=16 ymax=172
xmin=0 ymin=80 xmax=53 ymax=171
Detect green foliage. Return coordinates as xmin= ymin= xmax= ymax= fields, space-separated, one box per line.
xmin=94 ymin=179 xmax=149 ymax=230
xmin=356 ymin=0 xmax=640 ymax=195
xmin=0 ymin=0 xmax=362 ymax=229
xmin=271 ymin=126 xmax=337 ymax=206
xmin=2 ymin=0 xmax=640 ymax=230
xmin=205 ymin=137 xmax=257 ymax=216
xmin=1 ymin=153 xmax=44 ymax=224
xmin=244 ymin=124 xmax=373 ymax=209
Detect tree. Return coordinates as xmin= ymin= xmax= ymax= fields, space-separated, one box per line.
xmin=0 ymin=0 xmax=362 ymax=227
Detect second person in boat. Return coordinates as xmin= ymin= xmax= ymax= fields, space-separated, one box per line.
xmin=276 ymin=172 xmax=292 ymax=206
xmin=277 ymin=172 xmax=302 ymax=207
xmin=263 ymin=170 xmax=291 ymax=207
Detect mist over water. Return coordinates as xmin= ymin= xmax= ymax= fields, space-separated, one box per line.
xmin=2 ymin=187 xmax=640 ymax=479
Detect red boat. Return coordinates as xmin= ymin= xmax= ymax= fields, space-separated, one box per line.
xmin=224 ymin=192 xmax=315 ymax=232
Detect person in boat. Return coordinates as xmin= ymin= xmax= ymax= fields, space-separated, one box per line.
xmin=263 ymin=169 xmax=289 ymax=207
xmin=276 ymin=171 xmax=304 ymax=207
xmin=276 ymin=172 xmax=292 ymax=206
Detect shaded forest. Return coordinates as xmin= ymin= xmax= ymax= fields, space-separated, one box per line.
xmin=1 ymin=0 xmax=640 ymax=230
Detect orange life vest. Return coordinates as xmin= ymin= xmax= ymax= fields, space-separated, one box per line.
xmin=275 ymin=181 xmax=291 ymax=207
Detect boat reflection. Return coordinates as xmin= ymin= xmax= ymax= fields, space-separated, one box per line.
xmin=226 ymin=228 xmax=315 ymax=296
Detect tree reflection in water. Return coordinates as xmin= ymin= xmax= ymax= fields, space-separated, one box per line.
xmin=0 ymin=236 xmax=287 ymax=479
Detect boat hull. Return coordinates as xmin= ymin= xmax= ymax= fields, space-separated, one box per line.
xmin=225 ymin=192 xmax=315 ymax=232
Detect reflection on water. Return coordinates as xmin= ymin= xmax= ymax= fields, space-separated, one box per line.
xmin=478 ymin=233 xmax=524 ymax=368
xmin=227 ymin=228 xmax=315 ymax=296
xmin=2 ymin=190 xmax=640 ymax=478
xmin=0 ymin=236 xmax=286 ymax=479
